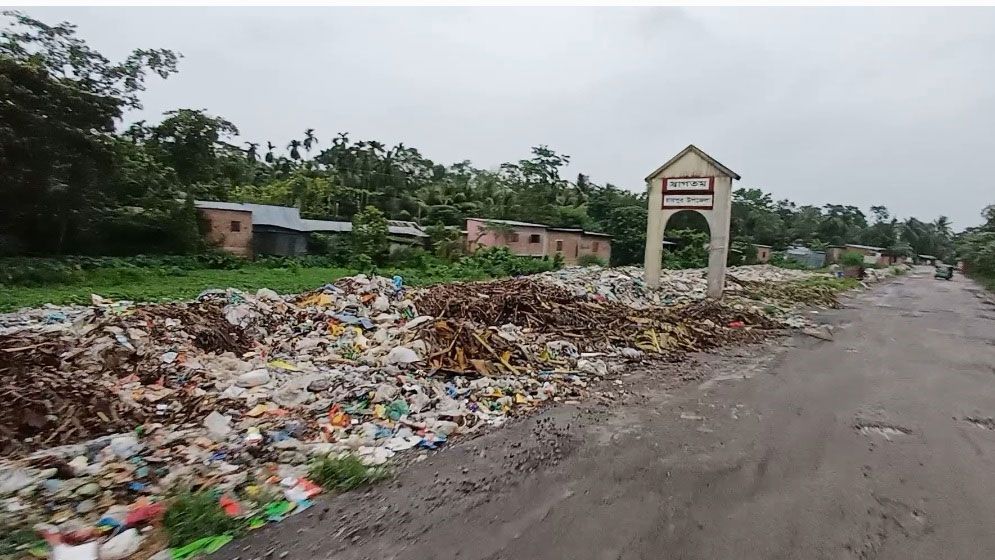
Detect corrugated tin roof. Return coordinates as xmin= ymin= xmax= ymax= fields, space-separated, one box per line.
xmin=197 ymin=202 xmax=428 ymax=237
xmin=388 ymin=224 xmax=429 ymax=238
xmin=193 ymin=201 xmax=252 ymax=213
xmin=245 ymin=204 xmax=306 ymax=230
xmin=304 ymin=219 xmax=428 ymax=238
xmin=844 ymin=243 xmax=884 ymax=251
xmin=303 ymin=219 xmax=350 ymax=233
xmin=471 ymin=218 xmax=611 ymax=238
xmin=470 ymin=218 xmax=548 ymax=228
xmin=196 ymin=201 xmax=306 ymax=230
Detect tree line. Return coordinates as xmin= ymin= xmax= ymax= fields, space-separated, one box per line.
xmin=0 ymin=12 xmax=968 ymax=267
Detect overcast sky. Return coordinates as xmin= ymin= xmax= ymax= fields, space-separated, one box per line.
xmin=21 ymin=7 xmax=995 ymax=229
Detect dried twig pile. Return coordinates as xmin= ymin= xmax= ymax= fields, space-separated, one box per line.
xmin=414 ymin=279 xmax=784 ymax=375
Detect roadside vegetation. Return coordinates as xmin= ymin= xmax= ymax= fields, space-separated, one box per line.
xmin=957 ymin=207 xmax=995 ymax=292
xmin=0 ymin=247 xmax=560 ymax=311
xmin=308 ymin=454 xmax=391 ymax=492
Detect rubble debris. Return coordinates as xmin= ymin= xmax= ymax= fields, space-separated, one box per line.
xmin=0 ymin=266 xmax=852 ymax=558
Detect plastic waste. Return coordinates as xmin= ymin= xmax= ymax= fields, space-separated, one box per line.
xmin=108 ymin=435 xmax=141 ymax=458
xmin=235 ymin=369 xmax=270 ymax=388
xmin=386 ymin=399 xmax=410 ymax=421
xmin=203 ymin=411 xmax=232 ymax=440
xmin=169 ymin=535 xmax=234 ymax=560
xmin=51 ymin=542 xmax=98 ymax=560
xmin=386 ymin=346 xmax=421 ymax=364
xmin=98 ymin=528 xmax=142 ymax=560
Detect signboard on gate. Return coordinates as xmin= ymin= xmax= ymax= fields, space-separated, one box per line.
xmin=663 ymin=194 xmax=714 ymax=209
xmin=662 ymin=176 xmax=715 ymax=209
xmin=664 ymin=177 xmax=713 ymax=192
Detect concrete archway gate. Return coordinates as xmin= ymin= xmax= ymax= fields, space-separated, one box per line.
xmin=643 ymin=145 xmax=740 ymax=298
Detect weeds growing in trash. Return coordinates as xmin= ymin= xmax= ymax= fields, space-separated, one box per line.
xmin=164 ymin=491 xmax=246 ymax=547
xmin=0 ymin=524 xmax=41 ymax=557
xmin=308 ymin=454 xmax=391 ymax=492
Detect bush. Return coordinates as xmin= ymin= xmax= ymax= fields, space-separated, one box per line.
xmin=388 ymin=245 xmax=434 ymax=268
xmin=163 ymin=491 xmax=244 ymax=547
xmin=351 ymin=206 xmax=389 ymax=264
xmin=769 ymin=253 xmax=811 ymax=270
xmin=841 ymin=251 xmax=865 ymax=267
xmin=308 ymin=454 xmax=390 ymax=492
xmin=455 ymin=247 xmax=554 ymax=277
xmin=577 ymin=254 xmax=606 ymax=267
xmin=661 ymin=228 xmax=709 ymax=270
xmin=308 ymin=233 xmax=353 ymax=266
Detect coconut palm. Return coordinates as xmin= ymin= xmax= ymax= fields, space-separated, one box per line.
xmin=264 ymin=141 xmax=276 ymax=164
xmin=288 ymin=139 xmax=302 ymax=161
xmin=244 ymin=142 xmax=259 ymax=161
xmin=303 ymin=129 xmax=318 ymax=153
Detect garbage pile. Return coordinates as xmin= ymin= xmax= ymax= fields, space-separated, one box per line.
xmin=0 ymin=266 xmax=849 ymax=559
xmin=414 ymin=278 xmax=782 ymax=375
xmin=536 ymin=264 xmax=821 ymax=309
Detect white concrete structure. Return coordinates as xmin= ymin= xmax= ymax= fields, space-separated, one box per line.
xmin=643 ymin=145 xmax=740 ymax=298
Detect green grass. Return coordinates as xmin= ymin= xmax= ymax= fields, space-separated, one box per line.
xmin=0 ymin=264 xmax=494 ymax=311
xmin=308 ymin=454 xmax=391 ymax=492
xmin=163 ymin=491 xmax=245 ymax=547
xmin=967 ymin=271 xmax=995 ymax=292
xmin=0 ymin=525 xmax=44 ymax=557
xmin=795 ymin=276 xmax=860 ymax=291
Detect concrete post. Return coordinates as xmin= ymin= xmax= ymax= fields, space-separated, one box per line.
xmin=643 ymin=179 xmax=664 ymax=289
xmin=705 ymin=177 xmax=731 ymax=298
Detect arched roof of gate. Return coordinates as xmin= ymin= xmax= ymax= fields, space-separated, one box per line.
xmin=645 ymin=144 xmax=741 ymax=182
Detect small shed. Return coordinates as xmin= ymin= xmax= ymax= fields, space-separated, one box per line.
xmin=754 ymin=244 xmax=772 ymax=264
xmin=785 ymin=246 xmax=826 ymax=268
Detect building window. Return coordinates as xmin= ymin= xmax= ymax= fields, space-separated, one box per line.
xmin=529 ymin=234 xmax=541 ymax=244
xmin=230 ymin=221 xmax=241 ymax=232
xmin=508 ymin=233 xmax=519 ymax=243
xmin=592 ymin=241 xmax=600 ymax=252
xmin=555 ymin=239 xmax=563 ymax=252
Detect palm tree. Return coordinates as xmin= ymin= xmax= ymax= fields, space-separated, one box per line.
xmin=303 ymin=129 xmax=318 ymax=153
xmin=244 ymin=142 xmax=259 ymax=161
xmin=288 ymin=139 xmax=302 ymax=161
xmin=934 ymin=216 xmax=952 ymax=238
xmin=265 ymin=141 xmax=276 ymax=164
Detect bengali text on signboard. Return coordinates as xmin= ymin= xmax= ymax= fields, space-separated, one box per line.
xmin=662 ymin=194 xmax=714 ymax=209
xmin=664 ymin=177 xmax=712 ymax=192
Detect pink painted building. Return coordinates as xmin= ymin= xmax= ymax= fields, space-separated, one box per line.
xmin=465 ymin=218 xmax=611 ymax=265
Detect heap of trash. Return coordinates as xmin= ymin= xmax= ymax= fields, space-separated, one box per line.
xmin=0 ymin=265 xmax=848 ymax=559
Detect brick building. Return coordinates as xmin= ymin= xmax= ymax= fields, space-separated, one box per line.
xmin=465 ymin=218 xmax=612 ymax=265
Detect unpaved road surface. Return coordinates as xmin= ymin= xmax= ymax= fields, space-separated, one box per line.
xmin=215 ymin=270 xmax=995 ymax=560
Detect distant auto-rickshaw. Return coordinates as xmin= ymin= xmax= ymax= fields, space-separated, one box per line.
xmin=934 ymin=264 xmax=954 ymax=280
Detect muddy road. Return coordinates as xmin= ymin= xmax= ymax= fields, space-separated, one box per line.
xmin=215 ymin=269 xmax=995 ymax=560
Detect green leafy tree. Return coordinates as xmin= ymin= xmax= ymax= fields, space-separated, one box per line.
xmin=0 ymin=11 xmax=179 ymax=254
xmin=351 ymin=205 xmax=389 ymax=263
xmin=143 ymin=109 xmax=241 ymax=187
xmin=603 ymin=206 xmax=647 ymax=266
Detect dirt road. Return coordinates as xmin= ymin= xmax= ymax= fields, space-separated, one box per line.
xmin=215 ymin=270 xmax=995 ymax=560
